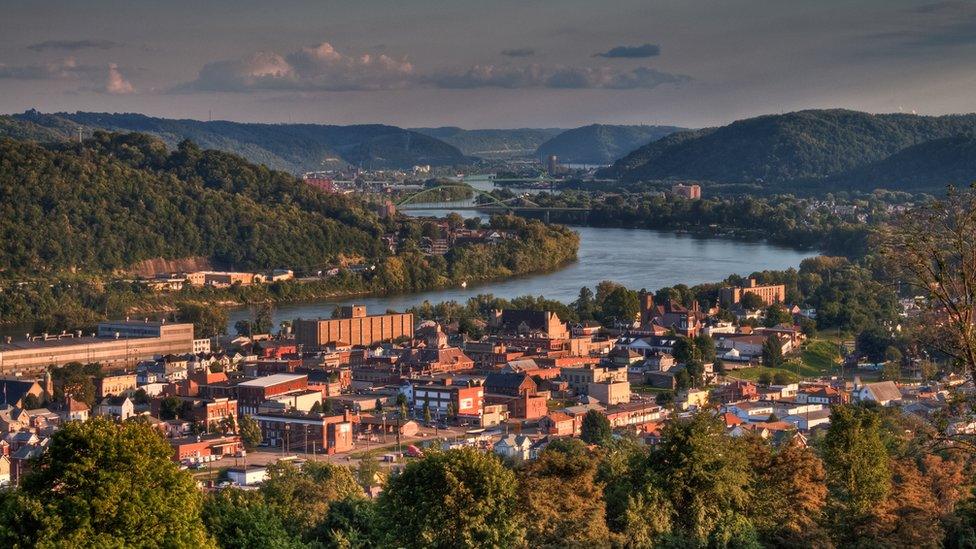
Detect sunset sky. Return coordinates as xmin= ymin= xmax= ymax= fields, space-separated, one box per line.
xmin=3 ymin=0 xmax=976 ymax=128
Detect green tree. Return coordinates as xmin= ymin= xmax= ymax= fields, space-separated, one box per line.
xmin=314 ymin=497 xmax=380 ymax=549
xmin=763 ymin=303 xmax=793 ymax=327
xmin=601 ymin=286 xmax=639 ymax=325
xmin=762 ymin=334 xmax=784 ymax=369
xmin=178 ymin=302 xmax=229 ymax=339
xmin=377 ymin=448 xmax=524 ymax=548
xmin=580 ymin=409 xmax=612 ymax=446
xmin=822 ymin=404 xmax=891 ymax=544
xmin=518 ymin=439 xmax=610 ymax=547
xmin=423 ymin=402 xmax=432 ymax=424
xmin=357 ymin=455 xmax=383 ymax=489
xmin=239 ymin=414 xmax=262 ymax=451
xmin=13 ymin=417 xmax=213 ymax=547
xmin=740 ymin=292 xmax=765 ymax=310
xmin=260 ymin=461 xmax=363 ymax=541
xmin=646 ymin=412 xmax=752 ymax=544
xmin=202 ymin=489 xmax=299 ymax=549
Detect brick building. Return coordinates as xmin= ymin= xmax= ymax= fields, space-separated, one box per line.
xmin=294 ymin=306 xmax=414 ymax=350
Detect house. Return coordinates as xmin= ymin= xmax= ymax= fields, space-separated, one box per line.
xmin=852 ymin=381 xmax=903 ymax=406
xmin=493 ymin=434 xmax=532 ymax=461
xmin=0 ymin=378 xmax=44 ymax=408
xmin=783 ymin=408 xmax=832 ymax=431
xmin=539 ymin=412 xmax=575 ymax=436
xmin=724 ymin=401 xmax=775 ymax=422
xmin=587 ymin=381 xmax=631 ymax=406
xmin=97 ymin=395 xmax=135 ymax=420
xmin=61 ymin=396 xmax=90 ymax=422
xmin=227 ymin=465 xmax=268 ymax=486
xmin=795 ymin=385 xmax=845 ymax=405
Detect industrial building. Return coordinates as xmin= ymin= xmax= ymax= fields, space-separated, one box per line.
xmin=293 ymin=306 xmax=414 ymax=350
xmin=0 ymin=321 xmax=196 ymax=376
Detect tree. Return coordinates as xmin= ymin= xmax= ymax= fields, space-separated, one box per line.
xmin=740 ymin=292 xmax=765 ymax=311
xmin=252 ymin=303 xmax=275 ymax=335
xmin=580 ymin=409 xmax=612 ymax=445
xmin=763 ymin=303 xmax=793 ymax=327
xmin=573 ymin=286 xmax=596 ymax=320
xmin=178 ymin=302 xmax=228 ymax=339
xmin=238 ymin=414 xmax=262 ymax=451
xmin=749 ymin=435 xmax=830 ymax=547
xmin=374 ymin=398 xmax=384 ymax=413
xmin=601 ymin=286 xmax=639 ymax=326
xmin=822 ymin=405 xmax=891 ymax=544
xmin=672 ymin=337 xmax=700 ymax=365
xmin=646 ymin=412 xmax=752 ymax=544
xmin=260 ymin=461 xmax=363 ymax=541
xmin=21 ymin=393 xmax=42 ymax=410
xmin=13 ymin=418 xmax=213 ymax=547
xmin=518 ymin=440 xmax=610 ymax=547
xmin=314 ymin=497 xmax=380 ymax=548
xmin=51 ymin=362 xmax=97 ymax=407
xmin=879 ymin=187 xmax=976 ymax=373
xmin=309 ymin=401 xmax=323 ymax=414
xmin=857 ymin=325 xmax=893 ymax=363
xmin=423 ymin=402 xmax=432 ymax=424
xmin=202 ymin=489 xmax=297 ymax=548
xmin=762 ymin=334 xmax=784 ymax=369
xmin=357 ymin=455 xmax=383 ymax=488
xmin=377 ymin=448 xmax=524 ymax=548
xmin=694 ymin=333 xmax=717 ymax=364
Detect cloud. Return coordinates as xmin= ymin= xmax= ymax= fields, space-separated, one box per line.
xmin=594 ymin=43 xmax=661 ymax=59
xmin=105 ymin=63 xmax=134 ymax=94
xmin=500 ymin=48 xmax=536 ymax=58
xmin=178 ymin=42 xmax=414 ymax=92
xmin=27 ymin=39 xmax=121 ymax=52
xmin=0 ymin=57 xmax=99 ymax=80
xmin=426 ymin=64 xmax=689 ymax=89
xmin=178 ymin=41 xmax=689 ymax=93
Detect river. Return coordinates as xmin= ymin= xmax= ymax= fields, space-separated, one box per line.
xmin=226 ymin=222 xmax=814 ymax=329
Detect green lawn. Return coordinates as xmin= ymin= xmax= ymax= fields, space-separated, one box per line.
xmin=727 ymin=338 xmax=842 ymax=383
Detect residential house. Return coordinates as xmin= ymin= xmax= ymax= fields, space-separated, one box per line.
xmin=493 ymin=434 xmax=532 ymax=461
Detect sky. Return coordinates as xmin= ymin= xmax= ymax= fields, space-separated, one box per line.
xmin=2 ymin=0 xmax=976 ymax=129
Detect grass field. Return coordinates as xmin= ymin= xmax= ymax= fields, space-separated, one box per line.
xmin=727 ymin=338 xmax=842 ymax=383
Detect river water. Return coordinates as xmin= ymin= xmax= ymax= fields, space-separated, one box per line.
xmin=226 ymin=222 xmax=814 ymax=329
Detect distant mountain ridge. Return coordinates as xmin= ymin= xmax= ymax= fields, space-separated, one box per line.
xmin=600 ymin=109 xmax=976 ymax=189
xmin=822 ymin=134 xmax=976 ymax=193
xmin=412 ymin=127 xmax=564 ymax=158
xmin=537 ymin=124 xmax=686 ymax=165
xmin=8 ymin=110 xmax=468 ymax=173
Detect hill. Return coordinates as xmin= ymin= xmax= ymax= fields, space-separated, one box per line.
xmin=0 ymin=131 xmax=386 ymax=274
xmin=536 ymin=124 xmax=685 ymax=165
xmin=412 ymin=127 xmax=564 ymax=158
xmin=600 ymin=109 xmax=976 ymax=185
xmin=823 ymin=134 xmax=976 ymax=193
xmin=11 ymin=110 xmax=467 ymax=173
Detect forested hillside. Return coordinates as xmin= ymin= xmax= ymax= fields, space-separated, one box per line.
xmin=412 ymin=127 xmax=564 ymax=158
xmin=601 ymin=109 xmax=976 ymax=187
xmin=536 ymin=124 xmax=685 ymax=164
xmin=11 ymin=110 xmax=468 ymax=173
xmin=823 ymin=134 xmax=976 ymax=192
xmin=0 ymin=132 xmax=385 ymax=274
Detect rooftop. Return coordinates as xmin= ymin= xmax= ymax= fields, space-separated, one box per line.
xmin=238 ymin=373 xmax=307 ymax=388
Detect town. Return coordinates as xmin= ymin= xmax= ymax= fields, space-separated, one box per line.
xmin=0 ymin=272 xmax=961 ymax=483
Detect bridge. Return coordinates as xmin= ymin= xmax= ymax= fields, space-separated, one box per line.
xmin=394 ymin=185 xmax=590 ymax=221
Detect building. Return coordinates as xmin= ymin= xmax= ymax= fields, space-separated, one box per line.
xmin=96 ymin=372 xmax=137 ymax=399
xmin=236 ymin=373 xmax=309 ymax=415
xmin=561 ymin=365 xmax=628 ymax=394
xmin=185 ymin=271 xmax=262 ymax=288
xmin=97 ymin=395 xmax=135 ymax=420
xmin=546 ymin=154 xmax=559 ymax=175
xmin=671 ymin=183 xmax=701 ymax=200
xmin=227 ymin=465 xmax=268 ymax=486
xmin=587 ymin=381 xmax=631 ymax=406
xmin=401 ymin=378 xmax=484 ymax=419
xmin=0 ymin=321 xmax=195 ymax=376
xmin=0 ymin=378 xmax=44 ymax=408
xmin=719 ymin=279 xmax=786 ymax=308
xmin=294 ymin=307 xmax=414 ymax=350
xmin=170 ymin=434 xmax=242 ymax=462
xmin=490 ymin=309 xmax=570 ymax=340
xmin=483 ymin=372 xmax=548 ymax=419
xmin=251 ymin=411 xmax=354 ymax=454
xmin=853 ymin=381 xmax=903 ymax=406
xmin=494 ymin=434 xmax=532 ymax=461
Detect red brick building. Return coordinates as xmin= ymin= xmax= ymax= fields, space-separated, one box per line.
xmin=251 ymin=410 xmax=354 ymax=454
xmin=236 ymin=374 xmax=308 ymax=415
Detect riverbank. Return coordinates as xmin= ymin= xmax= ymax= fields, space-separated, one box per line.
xmin=0 ymin=217 xmax=579 ymax=334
